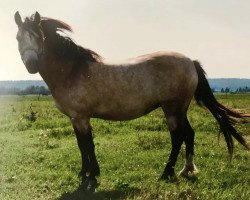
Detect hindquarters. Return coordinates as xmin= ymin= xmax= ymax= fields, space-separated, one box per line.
xmin=156 ymin=54 xmax=200 ymax=179
xmin=153 ymin=53 xmax=198 ymax=114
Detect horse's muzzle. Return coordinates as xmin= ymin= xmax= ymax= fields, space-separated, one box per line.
xmin=22 ymin=50 xmax=40 ymax=74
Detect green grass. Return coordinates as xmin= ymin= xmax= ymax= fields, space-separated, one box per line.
xmin=0 ymin=94 xmax=249 ymax=200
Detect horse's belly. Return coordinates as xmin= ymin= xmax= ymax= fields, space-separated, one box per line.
xmin=92 ymin=101 xmax=160 ymax=121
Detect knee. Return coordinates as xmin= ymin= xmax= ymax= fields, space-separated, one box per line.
xmin=167 ymin=116 xmax=178 ymax=132
xmin=72 ymin=117 xmax=91 ymax=134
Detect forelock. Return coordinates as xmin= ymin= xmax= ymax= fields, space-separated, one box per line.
xmin=22 ymin=17 xmax=37 ymax=30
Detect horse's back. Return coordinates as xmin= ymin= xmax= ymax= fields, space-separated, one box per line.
xmin=102 ymin=51 xmax=198 ymax=99
xmin=103 ymin=51 xmax=191 ymax=66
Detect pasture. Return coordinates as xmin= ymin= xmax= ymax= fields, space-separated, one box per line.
xmin=0 ymin=94 xmax=249 ymax=200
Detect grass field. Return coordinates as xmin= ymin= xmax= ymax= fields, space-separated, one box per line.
xmin=0 ymin=94 xmax=249 ymax=200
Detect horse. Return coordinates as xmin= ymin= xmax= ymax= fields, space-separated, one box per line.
xmin=14 ymin=11 xmax=249 ymax=190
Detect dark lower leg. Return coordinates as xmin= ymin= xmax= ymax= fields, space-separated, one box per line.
xmin=85 ymin=133 xmax=100 ymax=179
xmin=161 ymin=127 xmax=184 ymax=179
xmin=74 ymin=127 xmax=100 ymax=179
xmin=184 ymin=117 xmax=194 ymax=157
xmin=74 ymin=127 xmax=90 ymax=177
xmin=179 ymin=118 xmax=198 ymax=176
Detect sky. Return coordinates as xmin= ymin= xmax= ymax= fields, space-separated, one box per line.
xmin=0 ymin=0 xmax=250 ymax=80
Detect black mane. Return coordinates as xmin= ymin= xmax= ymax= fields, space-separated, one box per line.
xmin=26 ymin=16 xmax=102 ymax=63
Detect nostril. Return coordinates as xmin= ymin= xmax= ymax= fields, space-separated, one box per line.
xmin=26 ymin=59 xmax=38 ymax=68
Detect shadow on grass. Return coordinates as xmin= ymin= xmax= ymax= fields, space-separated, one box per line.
xmin=58 ymin=186 xmax=140 ymax=200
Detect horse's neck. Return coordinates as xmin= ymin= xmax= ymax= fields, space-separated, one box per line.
xmin=39 ymin=54 xmax=74 ymax=94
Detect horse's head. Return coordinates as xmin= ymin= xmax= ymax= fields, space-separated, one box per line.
xmin=15 ymin=11 xmax=44 ymax=74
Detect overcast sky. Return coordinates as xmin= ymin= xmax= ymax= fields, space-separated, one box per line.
xmin=0 ymin=0 xmax=250 ymax=80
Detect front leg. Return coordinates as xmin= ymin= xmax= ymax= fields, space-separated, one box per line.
xmin=72 ymin=118 xmax=100 ymax=190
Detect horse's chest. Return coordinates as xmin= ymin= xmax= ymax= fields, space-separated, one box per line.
xmin=54 ymin=100 xmax=71 ymax=117
xmin=53 ymin=95 xmax=81 ymax=118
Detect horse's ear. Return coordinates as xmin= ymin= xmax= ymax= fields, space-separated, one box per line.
xmin=34 ymin=11 xmax=41 ymax=24
xmin=14 ymin=11 xmax=22 ymax=26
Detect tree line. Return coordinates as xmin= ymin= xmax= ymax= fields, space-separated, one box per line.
xmin=220 ymin=86 xmax=250 ymax=93
xmin=0 ymin=85 xmax=50 ymax=95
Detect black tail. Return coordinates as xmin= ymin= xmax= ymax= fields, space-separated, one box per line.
xmin=193 ymin=60 xmax=250 ymax=160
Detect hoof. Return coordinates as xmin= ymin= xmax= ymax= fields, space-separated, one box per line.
xmin=179 ymin=164 xmax=199 ymax=178
xmin=81 ymin=177 xmax=98 ymax=192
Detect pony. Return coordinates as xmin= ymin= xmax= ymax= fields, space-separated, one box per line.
xmin=14 ymin=11 xmax=249 ymax=190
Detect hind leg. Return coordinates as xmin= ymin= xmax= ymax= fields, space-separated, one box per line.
xmin=179 ymin=117 xmax=198 ymax=177
xmin=160 ymin=114 xmax=185 ymax=179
